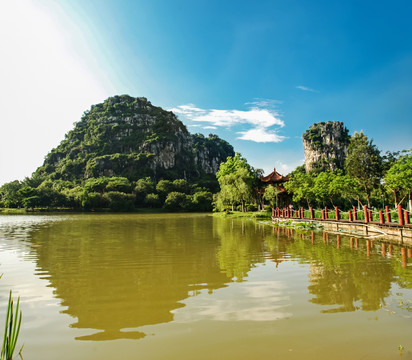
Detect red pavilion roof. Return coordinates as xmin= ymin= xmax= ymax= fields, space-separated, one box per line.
xmin=260 ymin=168 xmax=289 ymax=183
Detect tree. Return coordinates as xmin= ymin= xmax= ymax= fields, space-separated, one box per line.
xmin=263 ymin=184 xmax=280 ymax=208
xmin=344 ymin=132 xmax=383 ymax=207
xmin=313 ymin=171 xmax=334 ymax=207
xmin=384 ymin=150 xmax=412 ymax=208
xmin=330 ymin=172 xmax=361 ymax=207
xmin=284 ymin=166 xmax=315 ymax=207
xmin=215 ymin=153 xmax=256 ymax=212
xmin=0 ymin=181 xmax=22 ymax=208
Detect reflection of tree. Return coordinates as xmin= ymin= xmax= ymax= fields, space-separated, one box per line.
xmin=285 ymin=232 xmax=396 ymax=312
xmin=213 ymin=218 xmax=266 ymax=281
xmin=28 ymin=214 xmax=229 ymax=341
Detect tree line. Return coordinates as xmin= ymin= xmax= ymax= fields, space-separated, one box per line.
xmin=0 ymin=176 xmax=214 ymax=212
xmin=1 ymin=132 xmax=410 ymax=213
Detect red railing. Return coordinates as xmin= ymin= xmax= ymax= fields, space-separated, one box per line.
xmin=273 ymin=204 xmax=411 ymax=225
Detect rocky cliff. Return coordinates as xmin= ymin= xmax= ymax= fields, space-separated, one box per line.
xmin=35 ymin=95 xmax=234 ymax=182
xmin=302 ymin=121 xmax=350 ymax=172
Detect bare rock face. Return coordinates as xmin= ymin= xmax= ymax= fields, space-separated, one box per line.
xmin=302 ymin=121 xmax=350 ymax=172
xmin=37 ymin=95 xmax=234 ymax=182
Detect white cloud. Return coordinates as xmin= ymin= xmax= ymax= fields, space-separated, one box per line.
xmin=203 ymin=126 xmax=217 ymax=130
xmin=170 ymin=102 xmax=285 ymax=143
xmin=245 ymin=98 xmax=283 ymax=108
xmin=237 ymin=128 xmax=285 ymax=143
xmin=296 ymin=85 xmax=319 ymax=93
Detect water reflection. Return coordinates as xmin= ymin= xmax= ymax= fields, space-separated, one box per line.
xmin=1 ymin=214 xmax=411 ymax=343
xmin=27 ymin=214 xmax=230 ymax=341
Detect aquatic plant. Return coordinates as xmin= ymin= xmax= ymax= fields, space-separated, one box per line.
xmin=1 ymin=291 xmax=22 ymax=360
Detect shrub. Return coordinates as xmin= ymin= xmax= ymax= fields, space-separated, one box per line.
xmin=246 ymin=204 xmax=258 ymax=212
xmin=192 ymin=191 xmax=213 ymax=211
xmin=103 ymin=191 xmax=134 ymax=211
xmin=144 ymin=193 xmax=161 ymax=208
xmin=163 ymin=192 xmax=193 ymax=211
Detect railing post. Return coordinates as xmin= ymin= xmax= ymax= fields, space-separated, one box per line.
xmin=324 ymin=206 xmax=328 ymax=219
xmin=386 ymin=205 xmax=391 ymax=223
xmin=363 ymin=205 xmax=369 ymax=223
xmin=353 ymin=206 xmax=357 ymax=220
xmin=405 ymin=210 xmax=410 ymax=225
xmin=300 ymin=207 xmax=304 ymax=219
xmin=335 ymin=206 xmax=340 ymax=220
xmin=348 ymin=210 xmax=353 ymax=222
xmin=379 ymin=210 xmax=385 ymax=224
xmin=369 ymin=210 xmax=373 ymax=222
xmin=321 ymin=209 xmax=325 ymax=220
xmin=398 ymin=204 xmax=404 ymax=226
xmin=310 ymin=207 xmax=314 ymax=220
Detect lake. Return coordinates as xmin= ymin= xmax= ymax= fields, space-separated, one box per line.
xmin=0 ymin=213 xmax=411 ymax=359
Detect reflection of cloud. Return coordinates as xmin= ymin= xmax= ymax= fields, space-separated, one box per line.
xmin=173 ymin=280 xmax=292 ymax=322
xmin=296 ymin=85 xmax=319 ymax=93
xmin=170 ymin=102 xmax=285 ymax=143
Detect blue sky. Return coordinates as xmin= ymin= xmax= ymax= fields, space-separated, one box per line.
xmin=1 ymin=0 xmax=411 ymax=185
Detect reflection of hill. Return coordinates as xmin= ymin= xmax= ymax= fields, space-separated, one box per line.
xmin=26 ymin=214 xmax=412 ymax=340
xmin=29 ymin=214 xmax=230 ymax=341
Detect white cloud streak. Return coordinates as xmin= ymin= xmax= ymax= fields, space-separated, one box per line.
xmin=296 ymin=85 xmax=319 ymax=93
xmin=170 ymin=102 xmax=285 ymax=143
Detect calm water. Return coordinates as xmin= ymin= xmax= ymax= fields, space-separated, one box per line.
xmin=0 ymin=213 xmax=411 ymax=360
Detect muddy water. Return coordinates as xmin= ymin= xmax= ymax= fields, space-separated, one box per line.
xmin=0 ymin=213 xmax=411 ymax=359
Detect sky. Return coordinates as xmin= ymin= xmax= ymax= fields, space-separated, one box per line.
xmin=1 ymin=0 xmax=411 ymax=185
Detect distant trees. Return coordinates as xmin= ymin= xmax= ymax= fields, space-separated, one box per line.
xmin=0 ymin=175 xmax=216 ymax=213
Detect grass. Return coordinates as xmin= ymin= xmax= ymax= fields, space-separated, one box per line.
xmin=212 ymin=210 xmax=272 ymax=220
xmin=1 ymin=291 xmax=22 ymax=360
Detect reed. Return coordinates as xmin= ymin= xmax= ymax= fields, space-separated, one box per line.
xmin=1 ymin=291 xmax=22 ymax=360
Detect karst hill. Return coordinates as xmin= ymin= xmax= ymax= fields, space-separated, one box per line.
xmin=35 ymin=95 xmax=234 ymax=184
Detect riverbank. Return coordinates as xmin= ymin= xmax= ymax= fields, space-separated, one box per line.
xmin=0 ymin=207 xmax=169 ymax=215
xmin=212 ymin=210 xmax=272 ymax=221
